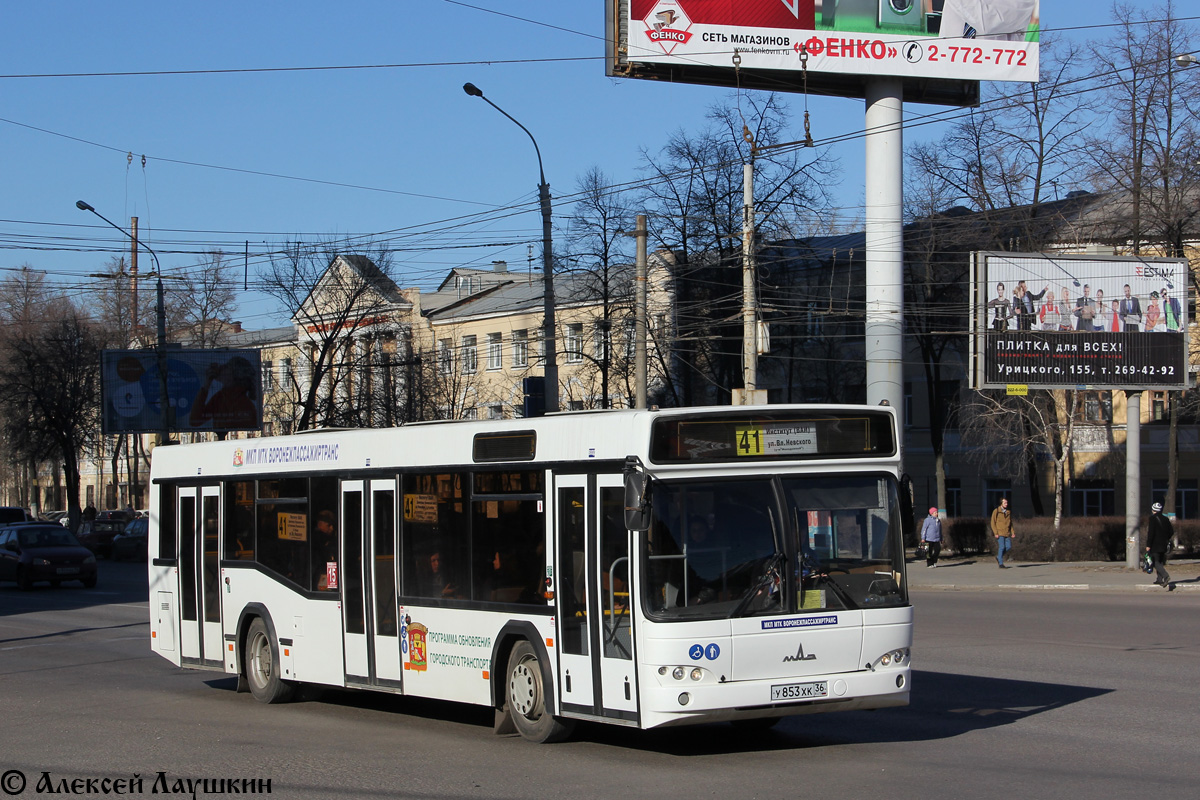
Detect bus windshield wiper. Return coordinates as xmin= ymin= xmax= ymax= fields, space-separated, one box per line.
xmin=730 ymin=551 xmax=785 ymax=618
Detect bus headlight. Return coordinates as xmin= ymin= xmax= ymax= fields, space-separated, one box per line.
xmin=690 ymin=667 xmax=703 ymax=681
xmin=672 ymin=666 xmax=685 ymax=680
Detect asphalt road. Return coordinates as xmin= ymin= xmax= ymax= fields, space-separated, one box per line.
xmin=2 ymin=559 xmax=1196 ymax=799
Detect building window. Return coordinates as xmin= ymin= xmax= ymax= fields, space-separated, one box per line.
xmin=945 ymin=478 xmax=961 ymax=518
xmin=280 ymin=358 xmax=292 ymax=387
xmin=1151 ymin=391 xmax=1168 ymax=421
xmin=1151 ymin=479 xmax=1197 ymax=520
xmin=984 ymin=480 xmax=1012 ymax=516
xmin=487 ymin=333 xmax=503 ymax=371
xmin=462 ymin=406 xmax=478 ymax=420
xmin=1070 ymin=480 xmax=1114 ymax=516
xmin=512 ymin=329 xmax=528 ymax=368
xmin=568 ymin=399 xmax=584 ymax=411
xmin=438 ymin=339 xmax=453 ymax=375
xmin=624 ymin=319 xmax=636 ymax=360
xmin=462 ymin=336 xmax=478 ymax=375
xmin=487 ymin=404 xmax=503 ymax=420
xmin=1079 ymin=391 xmax=1112 ymax=423
xmin=565 ymin=324 xmax=583 ymax=364
xmin=262 ymin=361 xmax=275 ymax=393
xmin=594 ymin=322 xmax=611 ymax=364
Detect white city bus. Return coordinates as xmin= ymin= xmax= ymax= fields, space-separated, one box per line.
xmin=148 ymin=405 xmax=913 ymax=742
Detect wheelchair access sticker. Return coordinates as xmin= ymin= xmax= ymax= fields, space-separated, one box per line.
xmin=689 ymin=643 xmax=720 ymax=661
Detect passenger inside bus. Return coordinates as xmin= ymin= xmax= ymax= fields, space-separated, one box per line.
xmin=313 ymin=510 xmax=338 ymax=591
xmin=422 ymin=550 xmax=461 ymax=599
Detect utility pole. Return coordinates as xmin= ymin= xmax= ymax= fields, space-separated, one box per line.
xmin=633 ymin=214 xmax=648 ymax=409
xmin=1126 ymin=390 xmax=1142 ymax=569
xmin=740 ymin=161 xmax=758 ymax=404
xmin=130 ymin=217 xmax=140 ymax=344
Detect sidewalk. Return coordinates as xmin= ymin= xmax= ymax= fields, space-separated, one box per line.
xmin=907 ymin=555 xmax=1200 ymax=593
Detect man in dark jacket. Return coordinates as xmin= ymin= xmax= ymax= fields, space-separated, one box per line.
xmin=1145 ymin=502 xmax=1173 ymax=589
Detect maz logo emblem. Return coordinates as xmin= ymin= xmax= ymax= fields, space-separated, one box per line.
xmin=782 ymin=642 xmax=817 ymax=662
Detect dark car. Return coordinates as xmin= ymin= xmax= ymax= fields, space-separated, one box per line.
xmin=111 ymin=517 xmax=148 ymax=562
xmin=78 ymin=510 xmax=133 ymax=557
xmin=0 ymin=523 xmax=97 ymax=590
xmin=0 ymin=507 xmax=32 ymax=525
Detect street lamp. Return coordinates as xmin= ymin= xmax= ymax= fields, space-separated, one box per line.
xmin=463 ymin=82 xmax=558 ymax=414
xmin=76 ymin=200 xmax=173 ymax=445
xmin=1175 ymin=53 xmax=1198 ymax=67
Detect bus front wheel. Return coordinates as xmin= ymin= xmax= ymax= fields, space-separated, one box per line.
xmin=505 ymin=640 xmax=573 ymax=743
xmin=244 ymin=618 xmax=295 ymax=704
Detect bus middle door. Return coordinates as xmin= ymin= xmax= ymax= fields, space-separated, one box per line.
xmin=177 ymin=485 xmax=223 ymax=668
xmin=340 ymin=480 xmax=403 ymax=690
xmin=554 ymin=473 xmax=638 ymax=723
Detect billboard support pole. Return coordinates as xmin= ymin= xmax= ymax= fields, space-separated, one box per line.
xmin=1126 ymin=390 xmax=1142 ymax=569
xmin=741 ymin=161 xmax=758 ymax=403
xmin=864 ymin=78 xmax=905 ymax=427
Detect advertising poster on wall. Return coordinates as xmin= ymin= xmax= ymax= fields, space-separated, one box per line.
xmin=971 ymin=252 xmax=1190 ymax=391
xmin=101 ymin=349 xmax=263 ymax=435
xmin=617 ymin=0 xmax=1039 ymax=86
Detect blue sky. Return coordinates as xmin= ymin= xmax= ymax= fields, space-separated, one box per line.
xmin=0 ymin=2 xmax=1157 ymax=328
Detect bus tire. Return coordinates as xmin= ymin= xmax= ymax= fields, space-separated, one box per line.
xmin=244 ymin=618 xmax=295 ymax=704
xmin=505 ymin=640 xmax=573 ymax=743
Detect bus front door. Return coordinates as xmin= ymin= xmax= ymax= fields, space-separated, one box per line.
xmin=340 ymin=480 xmax=403 ymax=690
xmin=554 ymin=474 xmax=638 ymax=723
xmin=177 ymin=485 xmax=223 ymax=668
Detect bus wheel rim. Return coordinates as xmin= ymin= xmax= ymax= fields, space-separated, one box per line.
xmin=509 ymin=657 xmax=540 ymax=718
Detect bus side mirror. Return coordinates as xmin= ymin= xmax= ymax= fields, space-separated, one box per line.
xmin=623 ymin=457 xmax=650 ymax=532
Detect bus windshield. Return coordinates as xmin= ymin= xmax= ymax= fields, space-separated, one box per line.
xmin=642 ymin=474 xmax=906 ymax=621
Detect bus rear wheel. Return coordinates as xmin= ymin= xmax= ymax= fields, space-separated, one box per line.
xmin=244 ymin=618 xmax=295 ymax=704
xmin=505 ymin=640 xmax=573 ymax=743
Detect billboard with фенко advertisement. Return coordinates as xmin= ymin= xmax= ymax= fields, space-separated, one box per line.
xmin=101 ymin=349 xmax=263 ymax=435
xmin=608 ymin=1 xmax=1039 ymax=105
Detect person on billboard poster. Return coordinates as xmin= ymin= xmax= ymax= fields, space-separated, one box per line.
xmin=1015 ymin=279 xmax=1047 ymax=330
xmin=1092 ymin=288 xmax=1109 ymax=331
xmin=1119 ymin=284 xmax=1142 ymax=331
xmin=1144 ymin=292 xmax=1162 ymax=332
xmin=939 ymin=0 xmax=1038 ymax=41
xmin=1037 ymin=290 xmax=1062 ymax=331
xmin=189 ymin=355 xmax=260 ymax=431
xmin=988 ymin=282 xmax=1012 ymax=331
xmin=1161 ymin=286 xmax=1182 ymax=331
xmin=1073 ymin=284 xmax=1096 ymax=331
xmin=1058 ymin=287 xmax=1074 ymax=330
xmin=1108 ymin=299 xmax=1122 ymax=332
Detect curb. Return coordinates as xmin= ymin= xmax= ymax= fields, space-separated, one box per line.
xmin=912 ymin=582 xmax=1199 ymax=593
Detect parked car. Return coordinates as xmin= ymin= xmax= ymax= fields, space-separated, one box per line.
xmin=41 ymin=510 xmax=69 ymax=526
xmin=77 ymin=510 xmax=133 ymax=558
xmin=0 ymin=507 xmax=33 ymax=525
xmin=111 ymin=517 xmax=148 ymax=562
xmin=0 ymin=523 xmax=97 ymax=590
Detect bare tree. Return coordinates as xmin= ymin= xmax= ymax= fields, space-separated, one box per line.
xmin=0 ymin=299 xmax=110 ymax=530
xmin=637 ymin=92 xmax=838 ymax=404
xmin=560 ymin=167 xmax=637 ymax=408
xmin=261 ymin=243 xmax=406 ymax=430
xmin=168 ymin=250 xmax=239 ymax=347
xmin=960 ymin=389 xmax=1080 ymax=540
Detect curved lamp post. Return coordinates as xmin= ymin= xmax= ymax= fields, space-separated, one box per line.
xmin=76 ymin=200 xmax=172 ymax=445
xmin=463 ymin=82 xmax=557 ymax=414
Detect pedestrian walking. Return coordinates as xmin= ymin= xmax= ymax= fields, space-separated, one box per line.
xmin=920 ymin=507 xmax=943 ymax=567
xmin=990 ymin=497 xmax=1015 ymax=568
xmin=1145 ymin=502 xmax=1173 ymax=590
